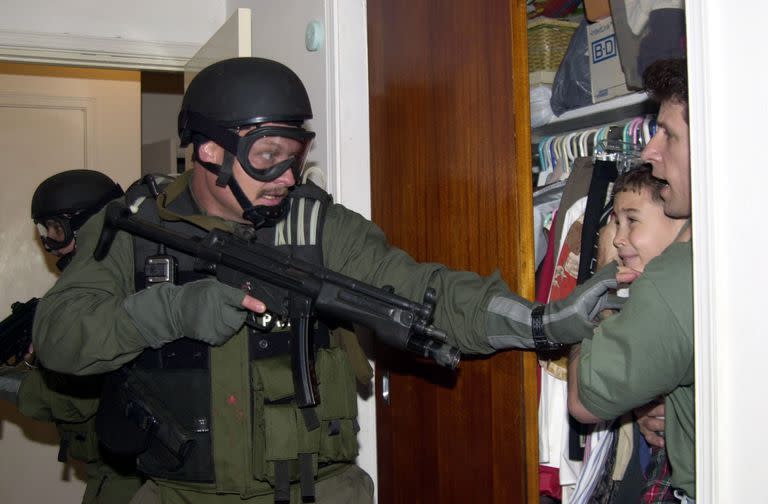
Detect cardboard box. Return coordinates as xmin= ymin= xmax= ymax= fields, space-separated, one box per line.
xmin=587 ymin=17 xmax=631 ymax=103
xmin=584 ymin=0 xmax=611 ymax=22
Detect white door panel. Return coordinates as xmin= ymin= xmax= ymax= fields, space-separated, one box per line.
xmin=0 ymin=63 xmax=140 ymax=504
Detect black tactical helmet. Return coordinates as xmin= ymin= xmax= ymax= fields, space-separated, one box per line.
xmin=177 ymin=57 xmax=316 ymax=229
xmin=31 ymin=169 xmax=123 ymax=252
xmin=178 ymin=57 xmax=313 ymax=146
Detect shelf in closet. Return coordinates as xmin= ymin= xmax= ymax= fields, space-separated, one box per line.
xmin=533 ymin=91 xmax=656 ymax=139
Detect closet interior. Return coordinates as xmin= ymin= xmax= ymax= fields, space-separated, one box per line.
xmin=367 ymin=0 xmax=684 ymax=502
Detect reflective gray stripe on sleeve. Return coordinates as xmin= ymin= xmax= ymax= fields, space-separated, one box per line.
xmin=485 ymin=296 xmax=536 ymax=350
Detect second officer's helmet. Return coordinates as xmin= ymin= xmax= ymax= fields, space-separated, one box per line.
xmin=31 ymin=169 xmax=124 ymax=252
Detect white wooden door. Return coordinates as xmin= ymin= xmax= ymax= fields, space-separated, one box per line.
xmin=0 ymin=62 xmax=140 ymax=504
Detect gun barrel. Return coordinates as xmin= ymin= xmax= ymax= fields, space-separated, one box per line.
xmin=97 ymin=202 xmax=461 ymax=369
xmin=406 ymin=335 xmax=461 ymax=370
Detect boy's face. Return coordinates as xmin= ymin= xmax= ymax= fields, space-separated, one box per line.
xmin=612 ymin=188 xmax=687 ymax=272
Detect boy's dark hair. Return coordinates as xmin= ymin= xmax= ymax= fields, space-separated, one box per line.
xmin=643 ymin=58 xmax=688 ymax=123
xmin=612 ymin=164 xmax=666 ymax=203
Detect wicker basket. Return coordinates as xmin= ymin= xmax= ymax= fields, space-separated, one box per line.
xmin=528 ymin=17 xmax=579 ymax=75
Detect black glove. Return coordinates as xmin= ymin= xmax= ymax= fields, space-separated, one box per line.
xmin=485 ymin=262 xmax=624 ymax=351
xmin=123 ymin=278 xmax=248 ymax=348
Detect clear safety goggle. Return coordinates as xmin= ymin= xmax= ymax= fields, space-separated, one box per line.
xmin=232 ymin=125 xmax=315 ymax=182
xmin=35 ymin=214 xmax=76 ymax=251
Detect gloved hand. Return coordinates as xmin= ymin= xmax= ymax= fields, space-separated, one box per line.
xmin=124 ymin=278 xmax=248 ymax=348
xmin=485 ymin=262 xmax=625 ymax=351
xmin=541 ymin=262 xmax=625 ymax=345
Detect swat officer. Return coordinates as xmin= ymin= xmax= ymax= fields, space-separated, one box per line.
xmin=32 ymin=58 xmax=618 ymax=503
xmin=0 ymin=169 xmax=142 ymax=503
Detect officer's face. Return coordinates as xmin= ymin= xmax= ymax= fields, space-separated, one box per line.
xmin=193 ymin=124 xmax=302 ymax=223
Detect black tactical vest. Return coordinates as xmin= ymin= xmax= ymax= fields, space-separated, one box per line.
xmin=97 ymin=177 xmax=360 ymax=500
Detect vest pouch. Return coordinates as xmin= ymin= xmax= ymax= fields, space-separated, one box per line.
xmin=251 ymin=354 xmax=322 ymax=485
xmin=97 ymin=370 xmax=153 ymax=456
xmin=314 ymin=348 xmax=359 ymax=463
xmin=56 ymin=418 xmax=101 ymax=463
xmin=130 ymin=369 xmax=214 ymax=482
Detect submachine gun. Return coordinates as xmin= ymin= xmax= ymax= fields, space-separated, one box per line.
xmin=94 ymin=201 xmax=460 ymax=424
xmin=0 ymin=297 xmax=39 ymax=365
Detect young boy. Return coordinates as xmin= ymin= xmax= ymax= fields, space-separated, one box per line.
xmin=611 ymin=167 xmax=688 ymax=286
xmin=568 ymin=164 xmax=687 ymax=503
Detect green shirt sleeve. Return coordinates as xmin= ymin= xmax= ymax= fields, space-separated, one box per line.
xmin=577 ymin=242 xmax=694 ymax=420
xmin=32 ymin=208 xmax=149 ymax=375
xmin=322 ymin=203 xmax=507 ymax=354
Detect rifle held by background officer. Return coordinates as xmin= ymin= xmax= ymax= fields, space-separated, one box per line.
xmin=0 ymin=298 xmax=39 ymax=366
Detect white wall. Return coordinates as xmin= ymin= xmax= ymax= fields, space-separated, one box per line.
xmin=0 ymin=0 xmax=228 ymax=69
xmin=0 ymin=0 xmax=225 ymax=45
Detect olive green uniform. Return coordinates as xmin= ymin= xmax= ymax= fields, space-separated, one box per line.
xmin=577 ymin=242 xmax=695 ymax=498
xmin=17 ymin=368 xmax=143 ymax=503
xmin=32 ymin=173 xmax=507 ymax=502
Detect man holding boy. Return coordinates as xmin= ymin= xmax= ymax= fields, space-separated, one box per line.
xmin=566 ymin=59 xmax=696 ymax=502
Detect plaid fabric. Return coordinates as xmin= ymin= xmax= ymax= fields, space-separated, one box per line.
xmin=642 ymin=447 xmax=677 ymax=503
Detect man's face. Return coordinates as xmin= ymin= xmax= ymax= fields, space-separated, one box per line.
xmin=195 ymin=124 xmax=304 ymax=223
xmin=641 ymin=101 xmax=691 ymax=218
xmin=612 ymin=188 xmax=686 ymax=272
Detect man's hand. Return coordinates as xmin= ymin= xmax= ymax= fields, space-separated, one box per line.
xmin=635 ymin=400 xmax=666 ymax=448
xmin=124 ymin=278 xmax=267 ymax=348
xmin=616 ymin=265 xmax=642 ymax=284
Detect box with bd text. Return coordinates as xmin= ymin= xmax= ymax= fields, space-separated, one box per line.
xmin=587 ymin=17 xmax=630 ymax=103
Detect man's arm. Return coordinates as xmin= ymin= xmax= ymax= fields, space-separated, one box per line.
xmin=32 ymin=210 xmax=149 ymax=374
xmin=576 ymin=245 xmax=694 ymax=419
xmin=566 ymin=344 xmax=602 ymax=423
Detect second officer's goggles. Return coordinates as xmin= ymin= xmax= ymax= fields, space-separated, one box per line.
xmin=182 ymin=112 xmax=315 ymax=182
xmin=35 ymin=212 xmax=81 ymax=251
